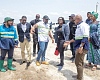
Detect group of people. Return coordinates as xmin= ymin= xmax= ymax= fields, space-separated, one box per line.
xmin=0 ymin=11 xmax=100 ymax=80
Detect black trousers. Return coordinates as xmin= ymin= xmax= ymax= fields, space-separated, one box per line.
xmin=0 ymin=48 xmax=14 ymax=60
xmin=57 ymin=40 xmax=65 ymax=64
xmin=33 ymin=33 xmax=39 ymax=54
xmin=70 ymin=42 xmax=75 ymax=58
xmin=33 ymin=42 xmax=39 ymax=54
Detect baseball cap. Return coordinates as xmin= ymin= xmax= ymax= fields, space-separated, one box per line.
xmin=69 ymin=14 xmax=75 ymax=18
xmin=4 ymin=17 xmax=14 ymax=22
xmin=43 ymin=15 xmax=50 ymax=20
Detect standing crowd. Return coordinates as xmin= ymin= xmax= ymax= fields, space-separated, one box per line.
xmin=0 ymin=11 xmax=100 ymax=80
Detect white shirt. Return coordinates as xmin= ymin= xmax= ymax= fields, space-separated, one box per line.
xmin=21 ymin=23 xmax=26 ymax=38
xmin=75 ymin=22 xmax=90 ymax=40
xmin=37 ymin=21 xmax=50 ymax=42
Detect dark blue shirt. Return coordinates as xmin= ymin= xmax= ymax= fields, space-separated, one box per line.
xmin=86 ymin=19 xmax=92 ymax=25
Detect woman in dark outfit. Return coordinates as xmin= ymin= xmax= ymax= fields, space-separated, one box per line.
xmin=55 ymin=17 xmax=70 ymax=66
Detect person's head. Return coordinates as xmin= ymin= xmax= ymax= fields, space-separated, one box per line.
xmin=21 ymin=16 xmax=27 ymax=24
xmin=36 ymin=14 xmax=40 ymax=20
xmin=74 ymin=15 xmax=82 ymax=25
xmin=43 ymin=15 xmax=50 ymax=24
xmin=87 ymin=12 xmax=91 ymax=19
xmin=91 ymin=11 xmax=98 ymax=21
xmin=19 ymin=19 xmax=22 ymax=23
xmin=4 ymin=17 xmax=14 ymax=27
xmin=58 ymin=17 xmax=65 ymax=25
xmin=69 ymin=14 xmax=75 ymax=22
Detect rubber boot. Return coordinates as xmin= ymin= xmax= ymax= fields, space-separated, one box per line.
xmin=0 ymin=60 xmax=6 ymax=72
xmin=7 ymin=59 xmax=16 ymax=71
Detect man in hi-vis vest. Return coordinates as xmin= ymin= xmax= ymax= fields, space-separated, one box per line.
xmin=31 ymin=15 xmax=54 ymax=66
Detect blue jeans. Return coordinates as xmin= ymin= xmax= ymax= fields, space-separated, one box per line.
xmin=37 ymin=41 xmax=48 ymax=61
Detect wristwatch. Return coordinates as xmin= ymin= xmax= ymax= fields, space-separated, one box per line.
xmin=80 ymin=44 xmax=83 ymax=48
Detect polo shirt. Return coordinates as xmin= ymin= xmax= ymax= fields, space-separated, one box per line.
xmin=37 ymin=21 xmax=50 ymax=42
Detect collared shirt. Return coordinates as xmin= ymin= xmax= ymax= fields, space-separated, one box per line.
xmin=75 ymin=21 xmax=89 ymax=40
xmin=21 ymin=23 xmax=26 ymax=38
xmin=37 ymin=21 xmax=50 ymax=42
xmin=74 ymin=21 xmax=90 ymax=50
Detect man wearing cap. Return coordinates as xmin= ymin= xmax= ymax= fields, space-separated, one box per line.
xmin=0 ymin=17 xmax=18 ymax=72
xmin=31 ymin=15 xmax=54 ymax=66
xmin=69 ymin=14 xmax=77 ymax=62
xmin=30 ymin=14 xmax=41 ymax=57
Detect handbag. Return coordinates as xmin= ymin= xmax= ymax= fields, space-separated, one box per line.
xmin=54 ymin=47 xmax=59 ymax=56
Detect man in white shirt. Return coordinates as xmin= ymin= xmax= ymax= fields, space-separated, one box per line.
xmin=31 ymin=15 xmax=54 ymax=66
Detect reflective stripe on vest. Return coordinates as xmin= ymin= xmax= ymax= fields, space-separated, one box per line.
xmin=75 ymin=35 xmax=88 ymax=40
xmin=0 ymin=35 xmax=14 ymax=38
xmin=0 ymin=32 xmax=14 ymax=34
xmin=38 ymin=24 xmax=50 ymax=35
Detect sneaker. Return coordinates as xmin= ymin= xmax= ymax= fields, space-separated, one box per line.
xmin=36 ymin=61 xmax=41 ymax=66
xmin=41 ymin=61 xmax=49 ymax=65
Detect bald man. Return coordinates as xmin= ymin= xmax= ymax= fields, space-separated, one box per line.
xmin=30 ymin=14 xmax=41 ymax=57
xmin=64 ymin=15 xmax=90 ymax=80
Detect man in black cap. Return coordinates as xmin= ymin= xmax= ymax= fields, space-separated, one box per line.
xmin=30 ymin=14 xmax=41 ymax=57
xmin=31 ymin=15 xmax=54 ymax=66
xmin=69 ymin=14 xmax=77 ymax=62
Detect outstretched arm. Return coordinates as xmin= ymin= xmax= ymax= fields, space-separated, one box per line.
xmin=30 ymin=24 xmax=38 ymax=34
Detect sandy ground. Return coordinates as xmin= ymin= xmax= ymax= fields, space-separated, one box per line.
xmin=0 ymin=40 xmax=100 ymax=80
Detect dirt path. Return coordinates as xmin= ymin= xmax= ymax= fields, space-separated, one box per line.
xmin=0 ymin=41 xmax=100 ymax=80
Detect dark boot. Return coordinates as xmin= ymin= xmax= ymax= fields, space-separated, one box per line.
xmin=13 ymin=58 xmax=16 ymax=61
xmin=33 ymin=52 xmax=36 ymax=57
xmin=25 ymin=62 xmax=31 ymax=70
xmin=57 ymin=60 xmax=64 ymax=66
xmin=26 ymin=62 xmax=31 ymax=67
xmin=57 ymin=60 xmax=64 ymax=71
xmin=20 ymin=61 xmax=26 ymax=65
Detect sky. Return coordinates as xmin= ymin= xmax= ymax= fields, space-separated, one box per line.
xmin=0 ymin=0 xmax=100 ymax=23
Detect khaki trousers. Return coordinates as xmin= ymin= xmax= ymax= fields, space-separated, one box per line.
xmin=20 ymin=39 xmax=31 ymax=62
xmin=75 ymin=49 xmax=88 ymax=80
